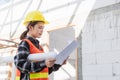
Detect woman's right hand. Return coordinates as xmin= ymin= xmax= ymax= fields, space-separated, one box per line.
xmin=45 ymin=58 xmax=56 ymax=68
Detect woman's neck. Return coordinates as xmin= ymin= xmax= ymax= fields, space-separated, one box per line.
xmin=27 ymin=33 xmax=36 ymax=39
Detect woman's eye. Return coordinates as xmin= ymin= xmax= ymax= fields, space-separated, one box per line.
xmin=39 ymin=26 xmax=44 ymax=29
xmin=38 ymin=27 xmax=43 ymax=29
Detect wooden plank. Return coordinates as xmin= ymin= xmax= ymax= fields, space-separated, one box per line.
xmin=46 ymin=24 xmax=75 ymax=32
xmin=0 ymin=38 xmax=18 ymax=44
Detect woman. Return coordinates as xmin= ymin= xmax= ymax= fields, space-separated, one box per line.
xmin=14 ymin=11 xmax=61 ymax=80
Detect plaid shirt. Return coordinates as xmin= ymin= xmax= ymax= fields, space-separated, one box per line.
xmin=14 ymin=36 xmax=61 ymax=80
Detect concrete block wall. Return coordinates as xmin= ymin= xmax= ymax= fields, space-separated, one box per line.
xmin=81 ymin=2 xmax=120 ymax=80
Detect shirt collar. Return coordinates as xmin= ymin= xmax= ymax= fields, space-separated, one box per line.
xmin=26 ymin=36 xmax=39 ymax=44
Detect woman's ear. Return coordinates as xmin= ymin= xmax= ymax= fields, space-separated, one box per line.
xmin=28 ymin=26 xmax=33 ymax=31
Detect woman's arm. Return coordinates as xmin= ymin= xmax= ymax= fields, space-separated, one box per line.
xmin=14 ymin=41 xmax=46 ymax=73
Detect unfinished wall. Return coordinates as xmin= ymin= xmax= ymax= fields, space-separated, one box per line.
xmin=82 ymin=3 xmax=120 ymax=80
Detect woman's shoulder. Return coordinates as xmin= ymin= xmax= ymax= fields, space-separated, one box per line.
xmin=18 ymin=40 xmax=30 ymax=49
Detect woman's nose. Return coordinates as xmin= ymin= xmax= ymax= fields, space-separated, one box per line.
xmin=40 ymin=29 xmax=43 ymax=32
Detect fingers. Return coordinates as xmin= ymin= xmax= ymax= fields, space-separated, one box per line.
xmin=48 ymin=58 xmax=56 ymax=62
xmin=45 ymin=58 xmax=56 ymax=68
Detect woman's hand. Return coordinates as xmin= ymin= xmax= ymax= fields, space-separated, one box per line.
xmin=45 ymin=58 xmax=56 ymax=68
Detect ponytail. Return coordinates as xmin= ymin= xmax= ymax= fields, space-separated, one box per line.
xmin=20 ymin=30 xmax=28 ymax=40
xmin=20 ymin=23 xmax=30 ymax=40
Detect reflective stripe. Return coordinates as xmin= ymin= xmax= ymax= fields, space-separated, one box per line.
xmin=31 ymin=78 xmax=48 ymax=80
xmin=16 ymin=76 xmax=20 ymax=80
xmin=30 ymin=73 xmax=48 ymax=79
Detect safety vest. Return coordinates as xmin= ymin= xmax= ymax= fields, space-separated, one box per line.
xmin=16 ymin=39 xmax=48 ymax=80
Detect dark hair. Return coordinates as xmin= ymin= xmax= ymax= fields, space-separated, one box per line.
xmin=20 ymin=21 xmax=41 ymax=40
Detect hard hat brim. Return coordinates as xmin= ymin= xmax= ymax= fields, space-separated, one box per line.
xmin=23 ymin=20 xmax=49 ymax=26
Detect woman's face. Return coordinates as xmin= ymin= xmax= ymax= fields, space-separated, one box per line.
xmin=30 ymin=22 xmax=44 ymax=38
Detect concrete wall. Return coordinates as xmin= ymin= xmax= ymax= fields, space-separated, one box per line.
xmin=93 ymin=0 xmax=120 ymax=10
xmin=82 ymin=2 xmax=120 ymax=80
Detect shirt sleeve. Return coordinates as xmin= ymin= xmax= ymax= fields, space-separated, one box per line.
xmin=49 ymin=64 xmax=61 ymax=74
xmin=14 ymin=41 xmax=46 ymax=73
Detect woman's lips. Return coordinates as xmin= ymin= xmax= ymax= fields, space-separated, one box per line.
xmin=39 ymin=33 xmax=42 ymax=35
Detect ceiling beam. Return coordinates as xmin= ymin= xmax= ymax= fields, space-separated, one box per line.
xmin=10 ymin=0 xmax=33 ymax=38
xmin=0 ymin=1 xmax=78 ymax=27
xmin=0 ymin=0 xmax=29 ymax=12
xmin=42 ymin=1 xmax=77 ymax=13
xmin=46 ymin=23 xmax=75 ymax=32
xmin=0 ymin=44 xmax=17 ymax=49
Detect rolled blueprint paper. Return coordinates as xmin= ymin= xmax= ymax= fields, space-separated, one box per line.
xmin=28 ymin=52 xmax=57 ymax=61
xmin=0 ymin=52 xmax=57 ymax=63
xmin=0 ymin=56 xmax=14 ymax=63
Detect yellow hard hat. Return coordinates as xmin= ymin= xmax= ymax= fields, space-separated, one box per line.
xmin=23 ymin=10 xmax=49 ymax=25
